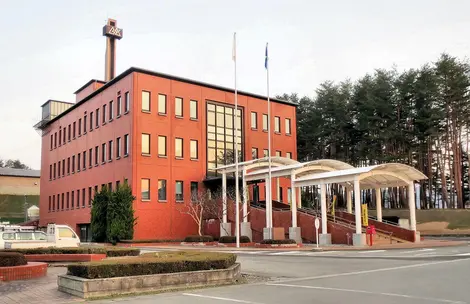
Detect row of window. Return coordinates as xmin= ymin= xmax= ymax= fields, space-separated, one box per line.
xmin=141 ymin=134 xmax=198 ymax=159
xmin=141 ymin=91 xmax=198 ymax=119
xmin=49 ymin=135 xmax=130 ymax=180
xmin=47 ymin=181 xmax=125 ymax=212
xmin=50 ymin=91 xmax=130 ymax=151
xmin=250 ymin=112 xmax=291 ymax=135
xmin=251 ymin=148 xmax=292 ymax=159
xmin=141 ymin=179 xmax=198 ymax=202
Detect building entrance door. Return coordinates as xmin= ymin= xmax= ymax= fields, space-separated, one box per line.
xmin=78 ymin=224 xmax=91 ymax=242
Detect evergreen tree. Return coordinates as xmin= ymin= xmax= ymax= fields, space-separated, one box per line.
xmin=90 ymin=187 xmax=111 ymax=242
xmin=107 ymin=183 xmax=136 ymax=244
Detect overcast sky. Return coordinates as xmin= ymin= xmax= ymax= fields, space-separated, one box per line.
xmin=1 ymin=0 xmax=469 ymax=169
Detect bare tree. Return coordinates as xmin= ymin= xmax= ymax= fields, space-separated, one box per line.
xmin=176 ymin=189 xmax=217 ymax=236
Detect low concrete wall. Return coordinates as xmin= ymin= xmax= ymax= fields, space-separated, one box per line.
xmin=58 ymin=263 xmax=241 ymax=298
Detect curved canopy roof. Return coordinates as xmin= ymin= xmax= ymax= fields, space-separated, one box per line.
xmin=294 ymin=163 xmax=427 ymax=189
xmin=216 ymin=156 xmax=299 ymax=174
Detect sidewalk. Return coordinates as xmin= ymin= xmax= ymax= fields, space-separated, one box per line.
xmin=139 ymin=239 xmax=467 ymax=252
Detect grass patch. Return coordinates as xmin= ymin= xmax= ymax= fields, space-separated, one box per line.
xmin=1 ymin=247 xmax=140 ymax=257
xmin=0 ymin=252 xmax=27 ymax=267
xmin=67 ymin=251 xmax=236 ymax=279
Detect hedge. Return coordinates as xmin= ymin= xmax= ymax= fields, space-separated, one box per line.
xmin=119 ymin=239 xmax=183 ymax=244
xmin=1 ymin=247 xmax=140 ymax=257
xmin=218 ymin=236 xmax=251 ymax=243
xmin=0 ymin=252 xmax=27 ymax=267
xmin=260 ymin=239 xmax=297 ymax=245
xmin=67 ymin=251 xmax=236 ymax=279
xmin=183 ymin=235 xmax=214 ymax=242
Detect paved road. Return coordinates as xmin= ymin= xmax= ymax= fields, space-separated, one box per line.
xmin=100 ymin=245 xmax=470 ymax=304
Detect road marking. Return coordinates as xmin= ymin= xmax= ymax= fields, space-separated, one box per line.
xmin=269 ymin=251 xmax=301 ymax=255
xmin=305 ymin=251 xmax=338 ymax=255
xmin=400 ymin=248 xmax=435 ymax=254
xmin=182 ymin=293 xmax=265 ymax=303
xmin=413 ymin=252 xmax=437 ymax=257
xmin=266 ymin=284 xmax=465 ymax=304
xmin=272 ymin=257 xmax=470 ymax=284
xmin=456 ymin=253 xmax=470 ymax=256
xmin=357 ymin=250 xmax=386 ymax=254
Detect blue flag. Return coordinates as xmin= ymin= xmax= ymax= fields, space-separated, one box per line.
xmin=265 ymin=43 xmax=268 ymax=69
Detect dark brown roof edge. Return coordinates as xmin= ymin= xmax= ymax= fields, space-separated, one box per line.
xmin=73 ymin=79 xmax=107 ymax=94
xmin=40 ymin=67 xmax=298 ymax=129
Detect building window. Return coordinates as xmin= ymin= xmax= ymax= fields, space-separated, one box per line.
xmin=67 ymin=158 xmax=70 ymax=175
xmin=83 ymin=151 xmax=86 ymax=170
xmin=82 ymin=188 xmax=85 ymax=207
xmin=95 ymin=146 xmax=99 ymax=165
xmin=262 ymin=114 xmax=268 ymax=131
xmin=252 ymin=148 xmax=258 ymax=159
xmin=48 ymin=196 xmax=51 ymax=212
xmin=141 ymin=179 xmax=150 ymax=200
xmin=50 ymin=134 xmax=53 ymax=150
xmin=72 ymin=155 xmax=75 ymax=173
xmin=263 ymin=149 xmax=269 ymax=158
xmin=274 ymin=116 xmax=281 ymax=133
xmin=158 ymin=136 xmax=167 ymax=157
xmin=125 ymin=92 xmax=130 ymax=113
xmin=57 ymin=162 xmax=61 ymax=179
xmin=124 ymin=134 xmax=129 ymax=156
xmin=84 ymin=114 xmax=87 ymax=133
xmin=158 ymin=179 xmax=167 ymax=201
xmin=53 ymin=163 xmax=56 ymax=179
xmin=158 ymin=94 xmax=167 ymax=114
xmin=251 ymin=112 xmax=258 ymax=129
xmin=52 ymin=196 xmax=55 ymax=211
xmin=102 ymin=143 xmax=106 ymax=163
xmin=206 ymin=103 xmax=243 ymax=176
xmin=117 ymin=96 xmax=122 ymax=116
xmin=108 ymin=182 xmax=112 ymax=192
xmin=142 ymin=91 xmax=150 ymax=112
xmin=285 ymin=118 xmax=291 ymax=135
xmin=96 ymin=108 xmax=100 ymax=128
xmin=77 ymin=153 xmax=81 ymax=171
xmin=71 ymin=191 xmax=74 ymax=209
xmin=286 ymin=152 xmax=292 ymax=159
xmin=88 ymin=187 xmax=92 ymax=207
xmin=63 ymin=128 xmax=66 ymax=144
xmin=59 ymin=129 xmax=62 ymax=146
xmin=279 ymin=186 xmax=283 ymax=202
xmin=287 ymin=188 xmax=292 ymax=205
xmin=90 ymin=112 xmax=94 ymax=131
xmin=66 ymin=192 xmax=69 ymax=209
xmin=142 ymin=134 xmax=150 ymax=155
xmin=175 ymin=97 xmax=183 ymax=117
xmin=116 ymin=180 xmax=120 ymax=189
xmin=109 ymin=101 xmax=114 ymax=120
xmin=61 ymin=193 xmax=64 ymax=210
xmin=175 ymin=138 xmax=183 ymax=158
xmin=190 ymin=140 xmax=198 ymax=159
xmin=102 ymin=104 xmax=107 ymax=124
xmin=76 ymin=190 xmax=80 ymax=209
xmin=67 ymin=125 xmax=71 ymax=142
xmin=73 ymin=122 xmax=76 ymax=138
xmin=191 ymin=182 xmax=198 ymax=201
xmin=108 ymin=140 xmax=113 ymax=161
xmin=57 ymin=194 xmax=60 ymax=210
xmin=190 ymin=100 xmax=198 ymax=119
xmin=49 ymin=164 xmax=52 ymax=180
xmin=276 ymin=150 xmax=281 ymax=157
xmin=54 ymin=132 xmax=57 ymax=148
xmin=78 ymin=118 xmax=82 ymax=135
xmin=175 ymin=181 xmax=184 ymax=202
xmin=116 ymin=137 xmax=121 ymax=158
xmin=89 ymin=148 xmax=93 ymax=168
xmin=62 ymin=159 xmax=65 ymax=176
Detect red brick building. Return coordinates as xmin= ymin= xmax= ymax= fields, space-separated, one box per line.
xmin=36 ymin=67 xmax=297 ymax=241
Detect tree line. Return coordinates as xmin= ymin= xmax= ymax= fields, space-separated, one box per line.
xmin=279 ymin=53 xmax=470 ymax=210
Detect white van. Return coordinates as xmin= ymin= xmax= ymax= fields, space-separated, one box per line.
xmin=0 ymin=231 xmax=48 ymax=249
xmin=2 ymin=224 xmax=80 ymax=249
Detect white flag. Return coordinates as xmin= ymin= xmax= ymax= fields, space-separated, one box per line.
xmin=232 ymin=32 xmax=236 ymax=61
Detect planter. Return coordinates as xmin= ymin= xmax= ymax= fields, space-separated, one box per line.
xmin=58 ymin=263 xmax=241 ymax=298
xmin=0 ymin=262 xmax=47 ymax=281
xmin=25 ymin=254 xmax=107 ymax=262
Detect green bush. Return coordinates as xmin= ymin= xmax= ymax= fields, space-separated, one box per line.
xmin=260 ymin=239 xmax=297 ymax=245
xmin=1 ymin=247 xmax=140 ymax=257
xmin=67 ymin=251 xmax=236 ymax=279
xmin=119 ymin=239 xmax=183 ymax=244
xmin=218 ymin=236 xmax=251 ymax=243
xmin=184 ymin=235 xmax=214 ymax=242
xmin=0 ymin=252 xmax=27 ymax=267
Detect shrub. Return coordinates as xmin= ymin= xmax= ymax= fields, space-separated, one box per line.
xmin=260 ymin=239 xmax=297 ymax=245
xmin=0 ymin=252 xmax=27 ymax=267
xmin=218 ymin=236 xmax=251 ymax=243
xmin=1 ymin=247 xmax=140 ymax=257
xmin=67 ymin=251 xmax=236 ymax=279
xmin=107 ymin=183 xmax=137 ymax=245
xmin=183 ymin=235 xmax=214 ymax=242
xmin=119 ymin=239 xmax=183 ymax=244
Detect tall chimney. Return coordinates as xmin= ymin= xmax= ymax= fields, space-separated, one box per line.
xmin=102 ymin=18 xmax=123 ymax=81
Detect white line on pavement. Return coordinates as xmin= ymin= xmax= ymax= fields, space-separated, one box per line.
xmin=272 ymin=257 xmax=470 ymax=284
xmin=269 ymin=251 xmax=301 ymax=255
xmin=456 ymin=253 xmax=470 ymax=256
xmin=305 ymin=251 xmax=338 ymax=255
xmin=266 ymin=284 xmax=465 ymax=304
xmin=357 ymin=250 xmax=386 ymax=254
xmin=182 ymin=293 xmax=265 ymax=304
xmin=399 ymin=248 xmax=435 ymax=254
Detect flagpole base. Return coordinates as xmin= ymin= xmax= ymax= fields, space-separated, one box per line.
xmin=319 ymin=233 xmax=332 ymax=245
xmin=220 ymin=223 xmax=232 ymax=237
xmin=240 ymin=222 xmax=252 ymax=241
xmin=263 ymin=227 xmax=273 ymax=240
xmin=289 ymin=227 xmax=302 ymax=244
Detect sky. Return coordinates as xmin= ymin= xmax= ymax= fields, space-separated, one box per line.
xmin=1 ymin=0 xmax=470 ymax=169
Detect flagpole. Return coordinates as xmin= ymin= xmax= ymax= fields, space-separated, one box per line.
xmin=266 ymin=42 xmax=273 ymax=234
xmin=233 ymin=32 xmax=240 ymax=248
